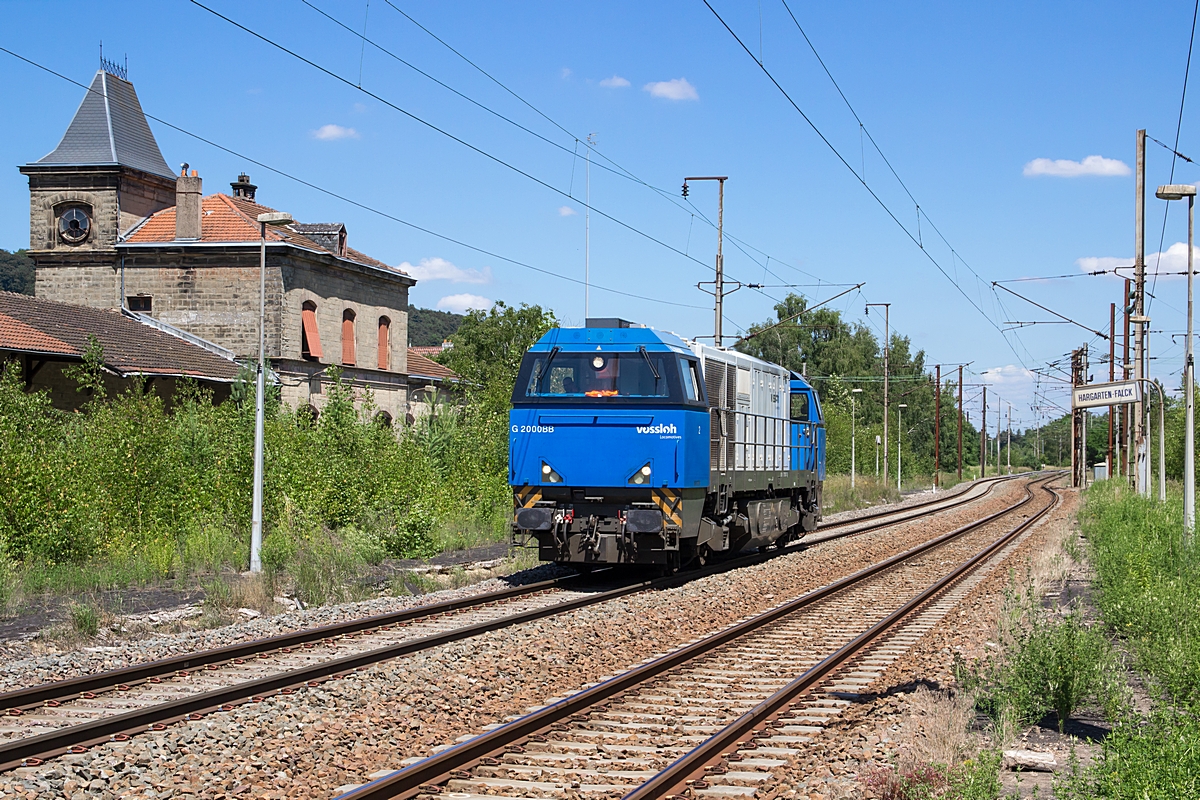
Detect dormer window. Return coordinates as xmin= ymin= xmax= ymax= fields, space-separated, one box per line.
xmin=59 ymin=206 xmax=91 ymax=244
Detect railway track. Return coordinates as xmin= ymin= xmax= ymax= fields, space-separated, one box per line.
xmin=334 ymin=473 xmax=1061 ymax=800
xmin=0 ymin=473 xmax=1025 ymax=774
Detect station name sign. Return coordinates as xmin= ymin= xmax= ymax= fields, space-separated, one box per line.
xmin=1072 ymin=379 xmax=1141 ymax=409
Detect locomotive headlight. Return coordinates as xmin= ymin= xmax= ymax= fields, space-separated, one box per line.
xmin=592 ymin=356 xmax=605 ymax=369
xmin=541 ymin=462 xmax=564 ymax=483
xmin=628 ymin=462 xmax=652 ymax=485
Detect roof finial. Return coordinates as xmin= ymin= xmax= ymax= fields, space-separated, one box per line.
xmin=99 ymin=41 xmax=128 ymax=80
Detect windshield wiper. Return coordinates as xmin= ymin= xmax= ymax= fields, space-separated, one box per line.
xmin=638 ymin=346 xmax=661 ymax=381
xmin=534 ymin=346 xmax=561 ymax=390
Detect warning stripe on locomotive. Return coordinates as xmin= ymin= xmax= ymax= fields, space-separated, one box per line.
xmin=653 ymin=488 xmax=683 ymax=527
xmin=514 ymin=485 xmax=542 ymax=509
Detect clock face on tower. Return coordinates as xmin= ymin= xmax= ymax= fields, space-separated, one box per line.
xmin=59 ymin=206 xmax=91 ymax=243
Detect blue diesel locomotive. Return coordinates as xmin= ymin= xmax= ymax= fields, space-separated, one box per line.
xmin=509 ymin=319 xmax=825 ymax=571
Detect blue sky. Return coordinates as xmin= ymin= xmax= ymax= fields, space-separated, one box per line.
xmin=1 ymin=0 xmax=1198 ymax=430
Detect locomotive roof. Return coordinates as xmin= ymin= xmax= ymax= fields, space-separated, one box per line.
xmin=530 ymin=326 xmax=693 ymax=353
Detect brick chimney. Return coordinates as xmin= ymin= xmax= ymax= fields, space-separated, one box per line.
xmin=175 ymin=167 xmax=203 ymax=240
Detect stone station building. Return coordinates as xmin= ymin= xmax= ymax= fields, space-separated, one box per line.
xmin=16 ymin=64 xmax=454 ymax=423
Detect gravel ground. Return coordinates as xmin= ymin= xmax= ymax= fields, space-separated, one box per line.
xmin=0 ymin=561 xmax=570 ymax=694
xmin=818 ymin=476 xmax=983 ymax=527
xmin=0 ymin=478 xmax=1029 ymax=799
xmin=745 ymin=480 xmax=1078 ymax=799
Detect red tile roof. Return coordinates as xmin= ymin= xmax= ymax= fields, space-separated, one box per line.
xmin=406 ymin=348 xmax=458 ymax=382
xmin=0 ymin=312 xmax=75 ymax=356
xmin=125 ymin=193 xmax=409 ymax=276
xmin=0 ymin=292 xmax=241 ymax=381
xmin=409 ymin=345 xmax=449 ymax=359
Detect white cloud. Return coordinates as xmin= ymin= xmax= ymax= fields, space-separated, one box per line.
xmin=437 ymin=293 xmax=492 ymax=314
xmin=1077 ymin=241 xmax=1200 ymax=279
xmin=1023 ymin=155 xmax=1130 ymax=177
xmin=560 ymin=67 xmax=572 ymax=79
xmin=558 ymin=205 xmax=578 ymax=217
xmin=599 ymin=75 xmax=630 ymax=88
xmin=312 ymin=124 xmax=359 ymax=141
xmin=643 ymin=77 xmax=698 ymax=101
xmin=399 ymin=257 xmax=491 ymax=284
xmin=979 ymin=365 xmax=1038 ymax=418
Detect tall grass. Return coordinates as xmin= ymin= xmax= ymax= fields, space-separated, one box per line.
xmin=1082 ymin=480 xmax=1200 ymax=706
xmin=821 ymin=474 xmax=900 ymax=513
xmin=1051 ymin=481 xmax=1200 ymax=798
xmin=0 ymin=362 xmax=510 ymax=597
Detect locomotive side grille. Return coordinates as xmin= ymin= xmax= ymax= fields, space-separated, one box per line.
xmin=725 ymin=364 xmax=737 ymax=408
xmin=704 ymin=358 xmax=725 ymax=409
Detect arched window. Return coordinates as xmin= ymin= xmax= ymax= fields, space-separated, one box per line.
xmin=377 ymin=316 xmax=391 ymax=370
xmin=374 ymin=410 xmax=393 ymax=428
xmin=301 ymin=301 xmax=322 ymax=361
xmin=342 ymin=309 xmax=356 ymax=366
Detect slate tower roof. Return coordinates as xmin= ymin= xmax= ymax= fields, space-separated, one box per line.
xmin=33 ymin=69 xmax=173 ymax=179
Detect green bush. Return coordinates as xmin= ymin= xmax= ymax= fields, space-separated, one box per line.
xmin=0 ymin=360 xmax=509 ymax=592
xmin=962 ymin=589 xmax=1124 ymax=733
xmin=1056 ymin=709 xmax=1200 ymax=799
xmin=1083 ymin=481 xmax=1200 ymax=707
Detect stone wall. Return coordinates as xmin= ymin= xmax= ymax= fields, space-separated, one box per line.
xmin=278 ymin=359 xmax=408 ymax=424
xmin=118 ymin=247 xmax=277 ymax=359
xmin=21 ymin=165 xmax=174 ymax=253
xmin=281 ymin=259 xmax=409 ymax=375
xmin=35 ymin=262 xmax=120 ymax=308
xmin=0 ymin=353 xmax=232 ymax=412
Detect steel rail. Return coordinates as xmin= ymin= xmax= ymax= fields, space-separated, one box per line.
xmin=335 ymin=474 xmax=1056 ymax=800
xmin=811 ymin=472 xmax=1015 ymax=536
xmin=0 ymin=573 xmax=585 ymax=712
xmin=0 ymin=473 xmax=1015 ymax=716
xmin=0 ymin=472 xmax=1033 ymax=772
xmin=625 ymin=477 xmax=1062 ymax=800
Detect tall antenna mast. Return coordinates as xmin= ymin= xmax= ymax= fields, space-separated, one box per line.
xmin=585 ymin=133 xmax=596 ymax=319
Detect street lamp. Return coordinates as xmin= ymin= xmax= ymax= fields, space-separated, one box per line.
xmin=1155 ymin=183 xmax=1196 ymax=540
xmin=851 ymin=388 xmax=863 ymax=489
xmin=251 ymin=211 xmax=294 ymax=573
xmin=897 ymin=403 xmax=908 ymax=493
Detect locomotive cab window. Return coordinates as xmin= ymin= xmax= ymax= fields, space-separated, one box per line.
xmin=790 ymin=392 xmax=810 ymax=421
xmin=513 ymin=350 xmax=706 ymax=407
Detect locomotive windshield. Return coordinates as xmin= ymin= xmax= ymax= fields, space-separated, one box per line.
xmin=513 ymin=349 xmax=705 ymax=406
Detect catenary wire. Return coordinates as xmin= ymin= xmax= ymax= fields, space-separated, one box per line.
xmin=371 ymin=0 xmax=829 ymax=289
xmin=0 ymin=46 xmax=711 ymax=312
xmin=191 ymin=0 xmax=726 ymax=280
xmin=702 ymin=0 xmax=1033 ymax=371
xmin=777 ymin=0 xmax=1034 ymax=364
xmin=1148 ymin=0 xmax=1200 ymax=316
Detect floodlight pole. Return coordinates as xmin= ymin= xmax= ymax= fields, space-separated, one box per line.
xmin=1155 ymin=184 xmax=1196 ymax=539
xmin=851 ymin=388 xmax=863 ymax=489
xmin=1188 ymin=194 xmax=1195 ymax=540
xmin=251 ymin=211 xmax=293 ymax=573
xmin=866 ymin=303 xmax=890 ymax=483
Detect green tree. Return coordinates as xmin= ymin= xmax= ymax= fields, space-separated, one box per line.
xmin=408 ymin=307 xmax=465 ymax=347
xmin=0 ymin=249 xmax=34 ymax=295
xmin=437 ymin=300 xmax=556 ymax=409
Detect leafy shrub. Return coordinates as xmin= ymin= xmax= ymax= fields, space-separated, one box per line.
xmin=0 ymin=360 xmax=509 ymax=592
xmin=962 ymin=590 xmax=1124 ymax=733
xmin=1083 ymin=481 xmax=1200 ymax=706
xmin=1056 ymin=709 xmax=1200 ymax=799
